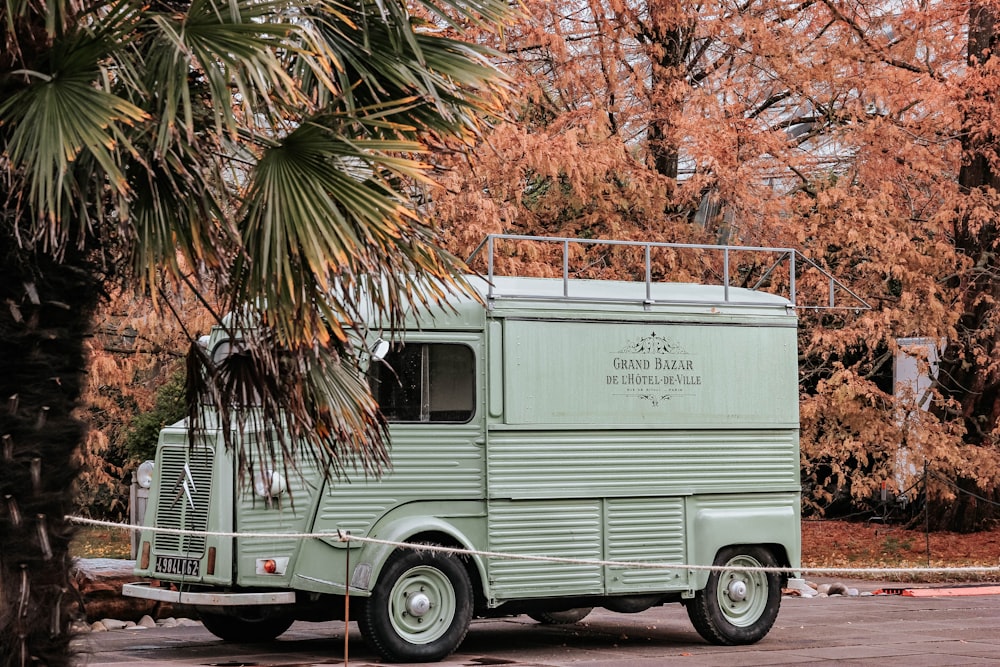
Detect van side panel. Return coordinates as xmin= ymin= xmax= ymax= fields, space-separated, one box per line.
xmin=501 ymin=318 xmax=798 ymax=428
xmin=487 ymin=499 xmax=604 ymax=599
xmin=485 ymin=496 xmax=690 ymax=600
xmin=486 ymin=429 xmax=798 ymax=499
xmin=484 ymin=314 xmax=799 ymax=602
xmin=685 ymin=493 xmax=802 ymax=589
xmin=311 ymin=422 xmax=485 ymax=540
xmin=604 ymin=497 xmax=687 ymax=593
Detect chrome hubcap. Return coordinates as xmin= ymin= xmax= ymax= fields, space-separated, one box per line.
xmin=727 ymin=579 xmax=748 ymax=602
xmin=406 ymin=591 xmax=432 ymax=617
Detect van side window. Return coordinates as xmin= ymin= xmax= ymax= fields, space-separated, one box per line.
xmin=370 ymin=343 xmax=475 ymax=423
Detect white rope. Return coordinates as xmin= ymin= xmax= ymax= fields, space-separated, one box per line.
xmin=67 ymin=515 xmax=1000 ymax=577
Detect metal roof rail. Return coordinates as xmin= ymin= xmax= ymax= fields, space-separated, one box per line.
xmin=466 ymin=234 xmax=871 ymax=311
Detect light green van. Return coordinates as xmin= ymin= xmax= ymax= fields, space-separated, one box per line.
xmin=125 ymin=235 xmax=817 ymax=662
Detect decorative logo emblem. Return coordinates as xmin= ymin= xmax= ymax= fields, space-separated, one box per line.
xmin=607 ymin=332 xmax=701 ymax=406
xmin=620 ymin=332 xmax=688 ymax=355
xmin=169 ymin=464 xmax=198 ymax=511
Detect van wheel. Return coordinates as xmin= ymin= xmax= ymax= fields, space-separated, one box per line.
xmin=363 ymin=548 xmax=473 ymax=662
xmin=528 ymin=607 xmax=593 ymax=624
xmin=199 ymin=609 xmax=293 ymax=642
xmin=686 ymin=546 xmax=781 ymax=645
xmin=355 ymin=608 xmax=371 ymax=639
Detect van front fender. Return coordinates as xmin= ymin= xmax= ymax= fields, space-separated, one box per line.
xmin=350 ymin=507 xmax=488 ymax=600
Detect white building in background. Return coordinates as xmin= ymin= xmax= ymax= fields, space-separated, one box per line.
xmin=892 ymin=337 xmax=944 ymax=495
xmin=894 ymin=337 xmax=942 ymax=411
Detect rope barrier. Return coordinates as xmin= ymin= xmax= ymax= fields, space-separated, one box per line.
xmin=67 ymin=515 xmax=1000 ymax=577
xmin=927 ymin=470 xmax=1000 ymax=508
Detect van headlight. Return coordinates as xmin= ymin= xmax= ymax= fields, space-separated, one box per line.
xmin=254 ymin=470 xmax=287 ymax=498
xmin=211 ymin=339 xmax=235 ymax=365
xmin=136 ymin=460 xmax=155 ymax=489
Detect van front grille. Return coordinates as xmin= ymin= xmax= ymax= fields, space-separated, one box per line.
xmin=153 ymin=443 xmax=215 ymax=555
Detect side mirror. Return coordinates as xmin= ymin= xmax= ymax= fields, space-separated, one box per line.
xmin=370 ymin=338 xmax=390 ymax=361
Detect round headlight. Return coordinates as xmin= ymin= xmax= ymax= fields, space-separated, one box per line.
xmin=136 ymin=460 xmax=155 ymax=489
xmin=254 ymin=470 xmax=287 ymax=498
xmin=211 ymin=340 xmax=233 ymax=365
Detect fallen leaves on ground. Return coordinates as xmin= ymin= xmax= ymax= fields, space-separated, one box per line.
xmin=802 ymin=519 xmax=1000 ymax=582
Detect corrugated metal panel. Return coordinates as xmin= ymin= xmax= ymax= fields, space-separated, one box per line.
xmin=153 ymin=443 xmax=214 ymax=554
xmin=317 ymin=426 xmax=484 ymax=535
xmin=692 ymin=493 xmax=801 ymax=512
xmin=487 ymin=501 xmax=603 ymax=599
xmin=488 ymin=430 xmax=798 ymax=499
xmin=235 ymin=452 xmax=321 ymax=562
xmin=605 ymin=498 xmax=687 ymax=592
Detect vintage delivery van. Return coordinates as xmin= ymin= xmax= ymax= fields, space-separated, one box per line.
xmin=125 ymin=235 xmax=812 ymax=663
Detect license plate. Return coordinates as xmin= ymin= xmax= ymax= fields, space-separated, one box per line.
xmin=155 ymin=555 xmax=201 ymax=577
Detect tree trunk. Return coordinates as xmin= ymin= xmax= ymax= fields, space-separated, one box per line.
xmin=0 ymin=234 xmax=99 ymax=667
xmin=932 ymin=0 xmax=1000 ymax=530
xmin=643 ymin=1 xmax=690 ymax=183
xmin=941 ymin=0 xmax=1000 ymax=435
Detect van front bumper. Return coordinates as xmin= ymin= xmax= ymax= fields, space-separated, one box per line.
xmin=122 ymin=581 xmax=296 ymax=606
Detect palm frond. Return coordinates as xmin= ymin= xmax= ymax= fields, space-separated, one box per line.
xmin=186 ymin=323 xmax=390 ymax=487
xmin=301 ymin=0 xmax=507 ymax=130
xmin=3 ymin=0 xmax=510 ymax=488
xmin=127 ymin=145 xmax=232 ymax=287
xmin=1 ymin=58 xmax=145 ymax=240
xmin=235 ymin=116 xmax=456 ymax=342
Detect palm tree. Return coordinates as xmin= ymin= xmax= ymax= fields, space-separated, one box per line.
xmin=0 ymin=0 xmax=508 ymax=664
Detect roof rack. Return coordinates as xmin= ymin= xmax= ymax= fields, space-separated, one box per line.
xmin=466 ymin=234 xmax=870 ymax=311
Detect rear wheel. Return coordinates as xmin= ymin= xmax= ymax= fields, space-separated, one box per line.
xmin=528 ymin=607 xmax=593 ymax=625
xmin=199 ymin=608 xmax=293 ymax=642
xmin=363 ymin=548 xmax=473 ymax=662
xmin=686 ymin=546 xmax=781 ymax=645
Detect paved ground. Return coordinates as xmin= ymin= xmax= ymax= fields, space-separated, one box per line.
xmin=75 ymin=580 xmax=1000 ymax=666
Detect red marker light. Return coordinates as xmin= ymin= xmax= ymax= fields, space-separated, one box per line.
xmin=263 ymin=559 xmax=277 ymax=574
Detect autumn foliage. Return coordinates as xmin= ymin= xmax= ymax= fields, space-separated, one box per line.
xmin=77 ymin=285 xmax=214 ymax=519
xmin=73 ymin=0 xmax=1000 ymax=530
xmin=425 ymin=0 xmax=1000 ymax=529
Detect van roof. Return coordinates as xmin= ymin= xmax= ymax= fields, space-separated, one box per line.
xmin=477 ymin=274 xmax=792 ymax=308
xmin=395 ymin=273 xmax=795 ymax=331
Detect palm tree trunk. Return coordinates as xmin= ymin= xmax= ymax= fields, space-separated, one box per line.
xmin=0 ymin=234 xmax=99 ymax=667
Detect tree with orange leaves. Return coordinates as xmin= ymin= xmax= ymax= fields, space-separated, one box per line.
xmin=430 ymin=0 xmax=1000 ymax=530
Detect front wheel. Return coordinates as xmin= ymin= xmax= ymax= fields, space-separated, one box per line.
xmin=686 ymin=546 xmax=781 ymax=645
xmin=363 ymin=547 xmax=473 ymax=663
xmin=199 ymin=609 xmax=294 ymax=642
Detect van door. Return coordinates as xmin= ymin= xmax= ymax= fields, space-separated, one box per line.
xmin=317 ymin=333 xmax=487 ymax=538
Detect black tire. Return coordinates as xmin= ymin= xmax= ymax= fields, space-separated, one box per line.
xmin=199 ymin=608 xmax=294 ymax=642
xmin=363 ymin=547 xmax=473 ymax=663
xmin=355 ymin=606 xmax=371 ymax=639
xmin=528 ymin=607 xmax=593 ymax=625
xmin=686 ymin=545 xmax=781 ymax=645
